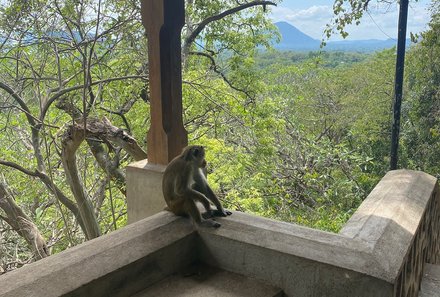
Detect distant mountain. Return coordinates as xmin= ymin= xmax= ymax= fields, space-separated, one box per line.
xmin=324 ymin=38 xmax=405 ymax=52
xmin=274 ymin=22 xmax=409 ymax=52
xmin=274 ymin=22 xmax=320 ymax=50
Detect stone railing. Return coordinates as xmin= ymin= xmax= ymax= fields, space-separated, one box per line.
xmin=392 ymin=178 xmax=440 ymax=296
xmin=339 ymin=170 xmax=440 ymax=297
xmin=0 ymin=170 xmax=438 ymax=297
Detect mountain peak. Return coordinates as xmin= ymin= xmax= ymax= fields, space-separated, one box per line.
xmin=273 ymin=22 xmax=408 ymax=52
xmin=274 ymin=22 xmax=320 ymax=49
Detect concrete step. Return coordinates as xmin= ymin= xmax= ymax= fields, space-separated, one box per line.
xmin=131 ymin=265 xmax=283 ymax=297
xmin=419 ymin=264 xmax=440 ymax=297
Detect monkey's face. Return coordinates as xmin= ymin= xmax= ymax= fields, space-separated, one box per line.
xmin=183 ymin=145 xmax=206 ymax=167
xmin=191 ymin=146 xmax=206 ymax=167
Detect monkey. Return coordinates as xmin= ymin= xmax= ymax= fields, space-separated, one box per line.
xmin=162 ymin=145 xmax=232 ymax=228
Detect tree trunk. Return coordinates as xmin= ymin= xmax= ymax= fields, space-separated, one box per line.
xmin=61 ymin=128 xmax=102 ymax=240
xmin=0 ymin=183 xmax=49 ymax=260
xmin=59 ymin=117 xmax=148 ymax=239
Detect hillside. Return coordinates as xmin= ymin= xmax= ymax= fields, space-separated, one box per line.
xmin=275 ymin=21 xmax=320 ymax=50
xmin=274 ymin=22 xmax=409 ymax=52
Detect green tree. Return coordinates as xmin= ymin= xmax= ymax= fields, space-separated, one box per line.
xmin=198 ymin=50 xmax=396 ymax=232
xmin=0 ymin=0 xmax=278 ymax=272
xmin=325 ymin=0 xmax=421 ymax=40
xmin=401 ymin=1 xmax=440 ymax=174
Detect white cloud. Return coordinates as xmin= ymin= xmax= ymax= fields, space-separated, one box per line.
xmin=270 ymin=2 xmax=430 ymax=41
xmin=270 ymin=5 xmax=333 ymax=39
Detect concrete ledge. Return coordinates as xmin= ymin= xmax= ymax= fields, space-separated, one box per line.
xmin=195 ymin=170 xmax=439 ymax=296
xmin=1 ymin=169 xmax=437 ymax=297
xmin=197 ymin=212 xmax=392 ymax=297
xmin=341 ymin=170 xmax=438 ymax=282
xmin=0 ymin=212 xmax=196 ymax=297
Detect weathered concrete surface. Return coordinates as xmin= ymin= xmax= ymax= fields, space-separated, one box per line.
xmin=197 ymin=212 xmax=393 ymax=297
xmin=419 ymin=264 xmax=440 ymax=297
xmin=133 ymin=264 xmax=283 ymax=297
xmin=126 ymin=160 xmax=166 ymax=223
xmin=0 ymin=212 xmax=196 ymax=297
xmin=1 ymin=169 xmax=437 ymax=297
xmin=195 ymin=170 xmax=439 ymax=297
xmin=340 ymin=170 xmax=437 ymax=283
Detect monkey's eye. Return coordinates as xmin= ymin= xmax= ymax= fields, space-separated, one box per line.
xmin=193 ymin=148 xmax=199 ymax=157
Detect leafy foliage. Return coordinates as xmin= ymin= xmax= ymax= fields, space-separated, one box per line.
xmin=400 ymin=1 xmax=440 ymax=175
xmin=324 ymin=0 xmax=420 ymax=40
xmin=0 ymin=0 xmax=439 ymax=274
xmin=197 ymin=50 xmax=396 ymax=232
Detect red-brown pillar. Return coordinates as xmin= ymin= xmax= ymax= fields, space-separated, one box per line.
xmin=141 ymin=0 xmax=188 ymax=165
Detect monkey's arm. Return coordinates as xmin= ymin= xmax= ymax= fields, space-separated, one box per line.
xmin=205 ymin=186 xmax=232 ymax=217
xmin=184 ymin=189 xmax=221 ymax=228
xmin=173 ymin=167 xmax=191 ymax=197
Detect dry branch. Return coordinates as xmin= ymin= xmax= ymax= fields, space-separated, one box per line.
xmin=0 ymin=183 xmax=49 ymax=260
xmin=63 ymin=117 xmax=147 ymax=161
xmin=59 ymin=117 xmax=147 ymax=239
xmin=183 ymin=0 xmax=276 ymax=55
xmin=0 ymin=160 xmax=87 ymax=235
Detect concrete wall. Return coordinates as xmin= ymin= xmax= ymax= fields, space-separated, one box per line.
xmin=0 ymin=213 xmax=196 ymax=297
xmin=340 ymin=170 xmax=439 ymax=297
xmin=1 ymin=170 xmax=438 ymax=297
xmin=126 ymin=160 xmax=166 ymax=224
xmin=197 ymin=212 xmax=393 ymax=297
xmin=194 ymin=170 xmax=438 ymax=297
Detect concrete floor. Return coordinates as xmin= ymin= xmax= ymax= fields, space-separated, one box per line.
xmin=131 ymin=264 xmax=283 ymax=297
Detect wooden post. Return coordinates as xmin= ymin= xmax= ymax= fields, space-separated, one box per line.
xmin=141 ymin=0 xmax=188 ymax=165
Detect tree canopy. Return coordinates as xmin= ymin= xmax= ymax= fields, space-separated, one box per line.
xmin=0 ymin=0 xmax=439 ymax=274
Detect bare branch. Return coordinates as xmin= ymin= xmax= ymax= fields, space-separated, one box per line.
xmin=65 ymin=117 xmax=147 ymax=161
xmin=183 ymin=0 xmax=276 ymax=53
xmin=0 ymin=82 xmax=47 ymax=172
xmin=0 ymin=82 xmax=36 ymax=127
xmin=56 ymin=99 xmax=128 ymax=196
xmin=0 ymin=160 xmax=37 ymax=177
xmin=0 ymin=160 xmax=87 ymax=234
xmin=61 ymin=128 xmax=101 ymax=240
xmin=0 ymin=183 xmax=49 ymax=260
xmin=87 ymin=139 xmax=126 ymax=196
xmin=189 ymin=51 xmax=254 ymax=99
xmin=40 ymin=75 xmax=147 ymax=122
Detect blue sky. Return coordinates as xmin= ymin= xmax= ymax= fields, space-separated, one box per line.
xmin=270 ymin=0 xmax=431 ymax=40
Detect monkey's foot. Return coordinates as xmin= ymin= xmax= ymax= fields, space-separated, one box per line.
xmin=202 ymin=211 xmax=214 ymax=219
xmin=212 ymin=209 xmax=232 ymax=217
xmin=202 ymin=209 xmax=232 ymax=219
xmin=200 ymin=219 xmax=221 ymax=228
